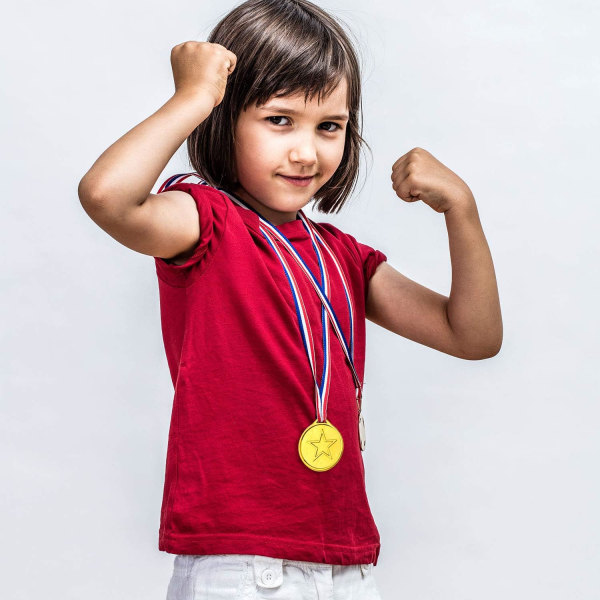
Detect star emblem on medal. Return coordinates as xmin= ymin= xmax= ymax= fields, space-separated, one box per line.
xmin=308 ymin=428 xmax=338 ymax=459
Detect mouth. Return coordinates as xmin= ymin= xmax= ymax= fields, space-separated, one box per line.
xmin=278 ymin=174 xmax=316 ymax=187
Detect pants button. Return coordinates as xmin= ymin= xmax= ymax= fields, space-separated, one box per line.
xmin=261 ymin=568 xmax=275 ymax=586
xmin=253 ymin=555 xmax=283 ymax=588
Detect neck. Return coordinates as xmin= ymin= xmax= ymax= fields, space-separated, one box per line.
xmin=231 ymin=184 xmax=298 ymax=226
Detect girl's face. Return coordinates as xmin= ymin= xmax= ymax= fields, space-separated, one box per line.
xmin=232 ymin=77 xmax=349 ymax=225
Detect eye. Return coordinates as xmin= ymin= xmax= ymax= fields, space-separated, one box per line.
xmin=265 ymin=116 xmax=343 ymax=133
xmin=320 ymin=122 xmax=342 ymax=133
xmin=266 ymin=116 xmax=291 ymax=126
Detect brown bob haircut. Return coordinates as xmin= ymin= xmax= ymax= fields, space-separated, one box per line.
xmin=187 ymin=0 xmax=371 ymax=215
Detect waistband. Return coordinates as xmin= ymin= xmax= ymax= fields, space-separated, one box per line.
xmin=173 ymin=552 xmax=373 ymax=586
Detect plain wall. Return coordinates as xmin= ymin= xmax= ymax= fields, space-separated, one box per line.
xmin=1 ymin=0 xmax=598 ymax=598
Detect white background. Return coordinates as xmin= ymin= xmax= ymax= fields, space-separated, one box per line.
xmin=2 ymin=0 xmax=598 ymax=598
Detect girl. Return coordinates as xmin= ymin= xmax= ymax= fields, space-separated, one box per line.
xmin=78 ymin=0 xmax=502 ymax=598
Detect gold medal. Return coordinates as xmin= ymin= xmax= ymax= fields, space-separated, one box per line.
xmin=298 ymin=419 xmax=344 ymax=471
xmin=247 ymin=210 xmax=364 ymax=463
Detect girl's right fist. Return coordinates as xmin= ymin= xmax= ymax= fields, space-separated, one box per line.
xmin=170 ymin=41 xmax=237 ymax=108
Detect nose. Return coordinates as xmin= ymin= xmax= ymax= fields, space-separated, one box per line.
xmin=289 ymin=133 xmax=317 ymax=166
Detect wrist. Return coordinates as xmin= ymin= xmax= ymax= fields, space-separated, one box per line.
xmin=172 ymin=87 xmax=216 ymax=114
xmin=444 ymin=193 xmax=477 ymax=216
xmin=444 ymin=196 xmax=480 ymax=227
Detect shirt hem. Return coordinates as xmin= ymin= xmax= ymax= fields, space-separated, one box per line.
xmin=159 ymin=532 xmax=381 ymax=566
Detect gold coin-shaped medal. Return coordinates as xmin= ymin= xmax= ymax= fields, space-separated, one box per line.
xmin=298 ymin=419 xmax=344 ymax=471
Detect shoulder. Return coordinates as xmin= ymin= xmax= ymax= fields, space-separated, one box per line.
xmin=159 ymin=172 xmax=230 ymax=207
xmin=158 ymin=172 xmax=212 ymax=192
xmin=312 ymin=220 xmax=357 ymax=247
xmin=157 ymin=172 xmax=231 ymax=237
xmin=312 ymin=220 xmax=369 ymax=263
xmin=153 ymin=173 xmax=231 ymax=284
xmin=312 ymin=218 xmax=388 ymax=284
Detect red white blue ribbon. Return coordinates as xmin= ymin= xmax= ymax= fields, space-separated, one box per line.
xmin=219 ymin=186 xmax=364 ymax=423
xmin=157 ymin=172 xmax=209 ymax=193
xmin=159 ymin=173 xmax=364 ymax=422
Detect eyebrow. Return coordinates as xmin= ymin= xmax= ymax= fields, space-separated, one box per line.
xmin=259 ymin=105 xmax=349 ymax=121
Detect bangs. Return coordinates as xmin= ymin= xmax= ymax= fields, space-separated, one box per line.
xmin=238 ymin=26 xmax=351 ymax=111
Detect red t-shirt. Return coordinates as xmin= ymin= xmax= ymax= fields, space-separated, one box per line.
xmin=153 ymin=174 xmax=388 ymax=565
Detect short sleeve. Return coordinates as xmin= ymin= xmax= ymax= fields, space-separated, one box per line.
xmin=153 ymin=174 xmax=229 ymax=287
xmin=316 ymin=221 xmax=387 ymax=303
xmin=354 ymin=239 xmax=388 ymax=283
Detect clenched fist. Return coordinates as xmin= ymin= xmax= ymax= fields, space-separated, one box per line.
xmin=170 ymin=41 xmax=237 ymax=108
xmin=391 ymin=147 xmax=474 ymax=213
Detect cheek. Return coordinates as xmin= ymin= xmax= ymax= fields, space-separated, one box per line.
xmin=235 ymin=149 xmax=274 ymax=184
xmin=321 ymin=141 xmax=346 ymax=173
xmin=238 ymin=128 xmax=276 ymax=164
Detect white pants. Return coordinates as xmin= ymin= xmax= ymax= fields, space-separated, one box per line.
xmin=166 ymin=553 xmax=383 ymax=600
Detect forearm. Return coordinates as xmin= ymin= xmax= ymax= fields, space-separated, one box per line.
xmin=78 ymin=90 xmax=214 ymax=213
xmin=444 ymin=197 xmax=503 ymax=358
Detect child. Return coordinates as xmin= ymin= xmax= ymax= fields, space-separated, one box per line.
xmin=78 ymin=0 xmax=502 ymax=597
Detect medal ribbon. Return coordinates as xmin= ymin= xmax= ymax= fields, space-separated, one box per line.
xmin=258 ymin=218 xmax=362 ymax=391
xmin=217 ymin=186 xmax=364 ymax=421
xmin=160 ymin=174 xmax=365 ymax=421
xmin=260 ymin=226 xmax=333 ymax=421
xmin=157 ymin=172 xmax=211 ymax=192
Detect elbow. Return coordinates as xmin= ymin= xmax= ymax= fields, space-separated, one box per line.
xmin=461 ymin=336 xmax=503 ymax=360
xmin=78 ymin=177 xmax=120 ymax=223
xmin=450 ymin=315 xmax=503 ymax=360
xmin=78 ymin=175 xmax=108 ymax=204
xmin=78 ymin=177 xmax=101 ymax=211
xmin=474 ymin=344 xmax=502 ymax=360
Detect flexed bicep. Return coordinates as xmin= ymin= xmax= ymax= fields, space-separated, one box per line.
xmin=366 ymin=261 xmax=473 ymax=359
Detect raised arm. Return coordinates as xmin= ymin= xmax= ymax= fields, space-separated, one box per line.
xmin=77 ymin=41 xmax=236 ymax=260
xmin=366 ymin=147 xmax=503 ymax=360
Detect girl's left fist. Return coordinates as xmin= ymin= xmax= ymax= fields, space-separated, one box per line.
xmin=390 ymin=147 xmax=474 ymax=213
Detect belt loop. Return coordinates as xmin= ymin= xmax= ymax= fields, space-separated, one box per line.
xmin=360 ymin=563 xmax=372 ymax=577
xmin=253 ymin=555 xmax=283 ymax=589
